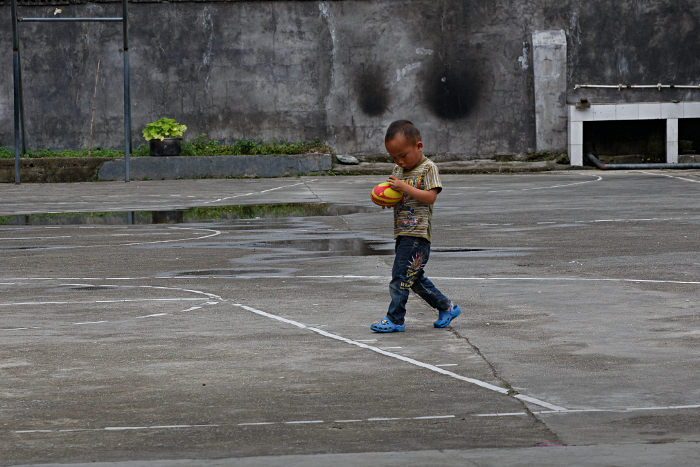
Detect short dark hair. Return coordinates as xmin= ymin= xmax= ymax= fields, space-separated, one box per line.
xmin=385 ymin=120 xmax=421 ymax=145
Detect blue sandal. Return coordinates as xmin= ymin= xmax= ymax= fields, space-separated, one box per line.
xmin=371 ymin=317 xmax=405 ymax=333
xmin=434 ymin=305 xmax=461 ymax=328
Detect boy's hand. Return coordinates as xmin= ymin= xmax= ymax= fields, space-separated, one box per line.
xmin=386 ymin=175 xmax=439 ymax=205
xmin=386 ymin=175 xmax=408 ymax=191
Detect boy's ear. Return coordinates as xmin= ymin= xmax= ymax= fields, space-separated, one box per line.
xmin=416 ymin=141 xmax=424 ymax=152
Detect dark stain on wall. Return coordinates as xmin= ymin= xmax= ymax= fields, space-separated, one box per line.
xmin=355 ymin=65 xmax=389 ymax=117
xmin=423 ymin=62 xmax=480 ymax=121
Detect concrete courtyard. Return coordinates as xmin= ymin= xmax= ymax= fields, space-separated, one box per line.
xmin=1 ymin=171 xmax=700 ymax=466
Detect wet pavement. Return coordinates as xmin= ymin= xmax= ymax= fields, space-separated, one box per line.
xmin=2 ymin=172 xmax=700 ymax=466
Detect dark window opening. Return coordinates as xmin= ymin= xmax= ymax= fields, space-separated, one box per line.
xmin=679 ymin=118 xmax=700 ymax=161
xmin=583 ymin=120 xmax=666 ymax=165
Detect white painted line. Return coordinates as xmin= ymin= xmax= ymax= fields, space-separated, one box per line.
xmin=1 ymin=284 xmax=222 ymax=332
xmin=149 ymin=425 xmax=192 ymax=429
xmin=238 ymin=422 xmax=275 ymax=426
xmin=203 ymin=181 xmax=312 ymax=204
xmin=30 ymin=228 xmax=221 ymax=250
xmin=1 ymin=235 xmax=72 ymax=240
xmin=236 ymin=305 xmax=307 ymax=329
xmin=233 ymin=303 xmax=564 ymax=411
xmin=639 ymin=170 xmax=700 ymax=184
xmin=180 ymin=306 xmax=202 ymax=312
xmin=413 ymin=415 xmax=455 ymax=420
xmin=104 ymin=426 xmax=149 ymax=431
xmin=367 ymin=418 xmax=402 ymax=421
xmin=515 ymin=394 xmax=568 ymax=412
xmin=15 ymin=430 xmax=53 ymax=433
xmin=474 ymin=412 xmax=528 ymax=417
xmin=0 ymin=298 xmax=203 ymax=307
xmin=285 ymin=420 xmax=324 ymax=424
xmin=475 ymin=404 xmax=700 ymax=417
xmin=487 ymin=175 xmax=601 ymax=193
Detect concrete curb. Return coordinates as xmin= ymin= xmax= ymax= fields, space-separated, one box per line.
xmin=98 ymin=154 xmax=333 ymax=181
xmin=0 ymin=157 xmax=116 ymax=183
xmin=1 ymin=155 xmax=581 ymax=183
xmin=331 ymin=160 xmax=581 ymax=175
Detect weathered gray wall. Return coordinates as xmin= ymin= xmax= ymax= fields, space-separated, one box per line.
xmin=1 ymin=1 xmax=699 ymax=157
xmin=568 ymin=1 xmax=700 ymax=104
xmin=532 ymin=30 xmax=567 ymax=152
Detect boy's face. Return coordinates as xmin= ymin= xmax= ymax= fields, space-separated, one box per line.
xmin=385 ymin=133 xmax=424 ymax=170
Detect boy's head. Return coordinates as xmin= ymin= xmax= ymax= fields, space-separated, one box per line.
xmin=385 ymin=120 xmax=424 ymax=170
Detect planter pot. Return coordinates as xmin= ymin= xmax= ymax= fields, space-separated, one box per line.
xmin=149 ymin=138 xmax=182 ymax=157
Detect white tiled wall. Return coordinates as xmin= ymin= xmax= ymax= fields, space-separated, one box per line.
xmin=667 ymin=119 xmax=679 ymax=163
xmin=684 ymin=102 xmax=700 ymax=118
xmin=638 ymin=103 xmax=662 ymax=120
xmin=661 ymin=103 xmax=683 ymax=119
xmin=593 ymin=105 xmax=616 ymax=121
xmin=568 ymin=102 xmax=700 ymax=166
xmin=616 ymin=104 xmax=639 ymax=120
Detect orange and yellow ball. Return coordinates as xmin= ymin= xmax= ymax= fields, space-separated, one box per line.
xmin=371 ymin=182 xmax=403 ymax=207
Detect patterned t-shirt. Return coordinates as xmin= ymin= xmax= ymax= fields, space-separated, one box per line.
xmin=392 ymin=158 xmax=442 ymax=242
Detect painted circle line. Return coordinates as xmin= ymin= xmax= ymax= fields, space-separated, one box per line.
xmin=0 ymin=284 xmax=222 ymax=331
xmin=12 ymin=415 xmax=458 ymax=434
xmin=0 ymin=226 xmax=222 ymax=251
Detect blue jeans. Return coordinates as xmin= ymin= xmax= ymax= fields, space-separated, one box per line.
xmin=387 ymin=236 xmax=451 ymax=325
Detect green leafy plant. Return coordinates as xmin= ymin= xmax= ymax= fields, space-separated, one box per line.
xmin=142 ymin=118 xmax=187 ymax=141
xmin=0 ymin=134 xmax=332 ymax=159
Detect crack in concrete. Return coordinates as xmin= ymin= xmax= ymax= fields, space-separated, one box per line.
xmin=449 ymin=327 xmax=566 ymax=445
xmin=302 ymin=179 xmax=324 ymax=203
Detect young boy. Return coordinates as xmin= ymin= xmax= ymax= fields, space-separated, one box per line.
xmin=370 ymin=120 xmax=461 ymax=333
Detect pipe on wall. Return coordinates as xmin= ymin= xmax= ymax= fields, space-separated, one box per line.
xmin=586 ymin=153 xmax=700 ymax=170
xmin=575 ymin=84 xmax=700 ymax=91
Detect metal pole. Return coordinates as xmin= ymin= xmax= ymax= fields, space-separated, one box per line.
xmin=11 ymin=0 xmax=21 ymax=184
xmin=123 ymin=0 xmax=131 ymax=183
xmin=19 ymin=18 xmax=124 ymax=22
xmin=13 ymin=53 xmax=21 ymax=185
xmin=18 ymin=50 xmax=27 ymax=156
xmin=11 ymin=0 xmax=27 ymax=156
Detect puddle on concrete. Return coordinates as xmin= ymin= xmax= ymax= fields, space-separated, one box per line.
xmin=0 ymin=203 xmax=378 ymax=226
xmin=250 ymin=238 xmax=396 ymax=256
xmin=239 ymin=240 xmax=531 ymax=258
xmin=175 ymin=268 xmax=297 ymax=278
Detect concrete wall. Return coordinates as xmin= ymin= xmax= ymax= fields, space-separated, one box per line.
xmin=1 ymin=1 xmax=699 ymax=158
xmin=532 ymin=30 xmax=567 ymax=152
xmin=567 ymin=1 xmax=700 ymax=104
